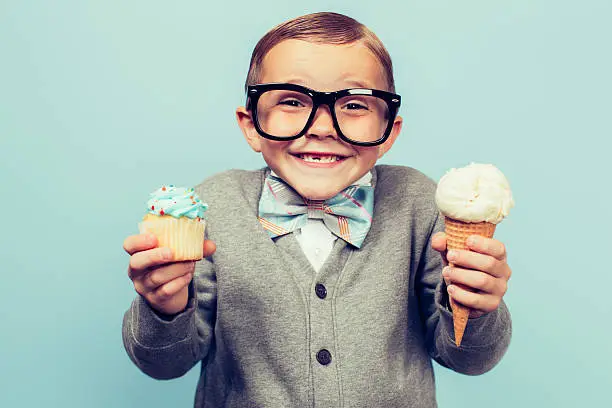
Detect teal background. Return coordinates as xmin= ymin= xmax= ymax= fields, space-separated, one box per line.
xmin=1 ymin=0 xmax=610 ymax=406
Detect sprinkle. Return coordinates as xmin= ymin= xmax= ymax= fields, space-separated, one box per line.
xmin=160 ymin=209 xmax=165 ymax=216
xmin=151 ymin=205 xmax=155 ymax=210
xmin=162 ymin=186 xmax=167 ymax=191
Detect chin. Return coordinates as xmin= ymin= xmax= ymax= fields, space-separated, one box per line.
xmin=295 ymin=184 xmax=343 ymax=200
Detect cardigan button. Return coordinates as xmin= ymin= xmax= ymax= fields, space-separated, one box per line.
xmin=315 ymin=283 xmax=327 ymax=299
xmin=316 ymin=349 xmax=332 ymax=365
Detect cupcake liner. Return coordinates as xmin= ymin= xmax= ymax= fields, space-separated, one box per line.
xmin=444 ymin=217 xmax=496 ymax=346
xmin=139 ymin=214 xmax=206 ymax=261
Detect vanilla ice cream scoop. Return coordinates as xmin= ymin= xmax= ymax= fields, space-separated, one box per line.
xmin=435 ymin=163 xmax=514 ymax=224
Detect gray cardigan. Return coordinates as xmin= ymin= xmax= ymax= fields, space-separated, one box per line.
xmin=123 ymin=165 xmax=512 ymax=407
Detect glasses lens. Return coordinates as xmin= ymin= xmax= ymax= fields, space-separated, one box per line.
xmin=256 ymin=90 xmax=313 ymax=138
xmin=334 ymin=95 xmax=390 ymax=143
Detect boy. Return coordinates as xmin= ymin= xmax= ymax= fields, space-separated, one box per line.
xmin=122 ymin=12 xmax=512 ymax=407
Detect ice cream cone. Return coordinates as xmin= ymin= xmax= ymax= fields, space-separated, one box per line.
xmin=444 ymin=217 xmax=496 ymax=346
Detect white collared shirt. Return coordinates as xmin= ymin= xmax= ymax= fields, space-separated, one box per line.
xmin=271 ymin=171 xmax=372 ymax=272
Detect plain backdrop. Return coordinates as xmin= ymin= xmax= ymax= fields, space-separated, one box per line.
xmin=1 ymin=0 xmax=610 ymax=407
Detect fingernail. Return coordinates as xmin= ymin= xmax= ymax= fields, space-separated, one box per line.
xmin=447 ymin=285 xmax=455 ymax=294
xmin=162 ymin=248 xmax=173 ymax=260
xmin=447 ymin=250 xmax=457 ymax=261
xmin=442 ymin=266 xmax=451 ymax=277
xmin=467 ymin=236 xmax=477 ymax=246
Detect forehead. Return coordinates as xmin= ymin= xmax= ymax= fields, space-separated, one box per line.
xmin=259 ymin=39 xmax=388 ymax=91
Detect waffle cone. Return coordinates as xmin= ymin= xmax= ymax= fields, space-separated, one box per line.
xmin=444 ymin=217 xmax=496 ymax=346
xmin=139 ymin=214 xmax=206 ymax=261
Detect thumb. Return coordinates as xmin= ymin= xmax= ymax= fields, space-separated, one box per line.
xmin=203 ymin=239 xmax=217 ymax=258
xmin=431 ymin=232 xmax=447 ymax=252
xmin=431 ymin=232 xmax=448 ymax=266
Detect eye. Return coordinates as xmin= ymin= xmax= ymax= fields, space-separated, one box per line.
xmin=278 ymin=99 xmax=304 ymax=107
xmin=344 ymin=102 xmax=369 ymax=110
xmin=341 ymin=98 xmax=371 ymax=111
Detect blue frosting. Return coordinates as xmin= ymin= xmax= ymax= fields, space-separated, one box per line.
xmin=146 ymin=185 xmax=208 ymax=219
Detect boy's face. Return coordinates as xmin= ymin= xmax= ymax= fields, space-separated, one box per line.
xmin=237 ymin=39 xmax=402 ymax=200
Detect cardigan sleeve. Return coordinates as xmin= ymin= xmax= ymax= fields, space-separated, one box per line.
xmin=416 ymin=211 xmax=512 ymax=375
xmin=122 ymin=255 xmax=217 ymax=380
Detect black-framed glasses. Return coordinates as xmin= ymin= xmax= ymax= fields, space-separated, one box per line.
xmin=246 ymin=83 xmax=401 ymax=147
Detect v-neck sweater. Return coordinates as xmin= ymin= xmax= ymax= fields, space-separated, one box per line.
xmin=122 ymin=165 xmax=512 ymax=408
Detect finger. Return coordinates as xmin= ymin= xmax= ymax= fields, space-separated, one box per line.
xmin=431 ymin=232 xmax=448 ymax=267
xmin=447 ymin=284 xmax=501 ymax=313
xmin=129 ymin=247 xmax=174 ymax=274
xmin=431 ymin=232 xmax=447 ymax=252
xmin=150 ymin=271 xmax=193 ymax=302
xmin=446 ymin=249 xmax=505 ymax=278
xmin=466 ymin=236 xmax=507 ymax=261
xmin=443 ymin=270 xmax=450 ymax=286
xmin=141 ymin=261 xmax=195 ymax=291
xmin=442 ymin=266 xmax=451 ymax=286
xmin=443 ymin=266 xmax=507 ymax=296
xmin=203 ymin=240 xmax=217 ymax=258
xmin=123 ymin=233 xmax=158 ymax=255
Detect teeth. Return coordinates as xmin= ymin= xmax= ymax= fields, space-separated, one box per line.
xmin=299 ymin=154 xmax=340 ymax=163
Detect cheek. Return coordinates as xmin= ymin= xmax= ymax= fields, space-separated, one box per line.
xmin=354 ymin=147 xmax=379 ymax=167
xmin=259 ymin=140 xmax=294 ymax=167
xmin=260 ymin=140 xmax=287 ymax=155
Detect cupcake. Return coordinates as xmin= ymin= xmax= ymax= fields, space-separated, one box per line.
xmin=435 ymin=163 xmax=514 ymax=346
xmin=139 ymin=185 xmax=208 ymax=261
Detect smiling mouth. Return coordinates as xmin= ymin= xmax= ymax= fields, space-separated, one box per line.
xmin=293 ymin=153 xmax=347 ymax=163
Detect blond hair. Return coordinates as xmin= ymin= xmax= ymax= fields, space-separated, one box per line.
xmin=245 ymin=12 xmax=395 ymax=92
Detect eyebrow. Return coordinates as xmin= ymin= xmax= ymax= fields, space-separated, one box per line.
xmin=275 ymin=78 xmax=378 ymax=90
xmin=342 ymin=79 xmax=376 ymax=89
xmin=277 ymin=78 xmax=310 ymax=87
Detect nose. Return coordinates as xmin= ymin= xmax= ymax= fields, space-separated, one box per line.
xmin=306 ymin=104 xmax=338 ymax=140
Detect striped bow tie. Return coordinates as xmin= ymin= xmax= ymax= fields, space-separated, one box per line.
xmin=258 ymin=174 xmax=374 ymax=248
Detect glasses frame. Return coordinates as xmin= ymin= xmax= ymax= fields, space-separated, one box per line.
xmin=246 ymin=83 xmax=401 ymax=147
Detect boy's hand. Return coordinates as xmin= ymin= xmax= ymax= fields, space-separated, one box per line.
xmin=123 ymin=234 xmax=216 ymax=316
xmin=431 ymin=232 xmax=511 ymax=318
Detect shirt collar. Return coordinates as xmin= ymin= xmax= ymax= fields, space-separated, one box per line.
xmin=269 ymin=170 xmax=373 ymax=188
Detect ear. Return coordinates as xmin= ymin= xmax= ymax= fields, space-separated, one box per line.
xmin=236 ymin=106 xmax=262 ymax=153
xmin=377 ymin=115 xmax=403 ymax=158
